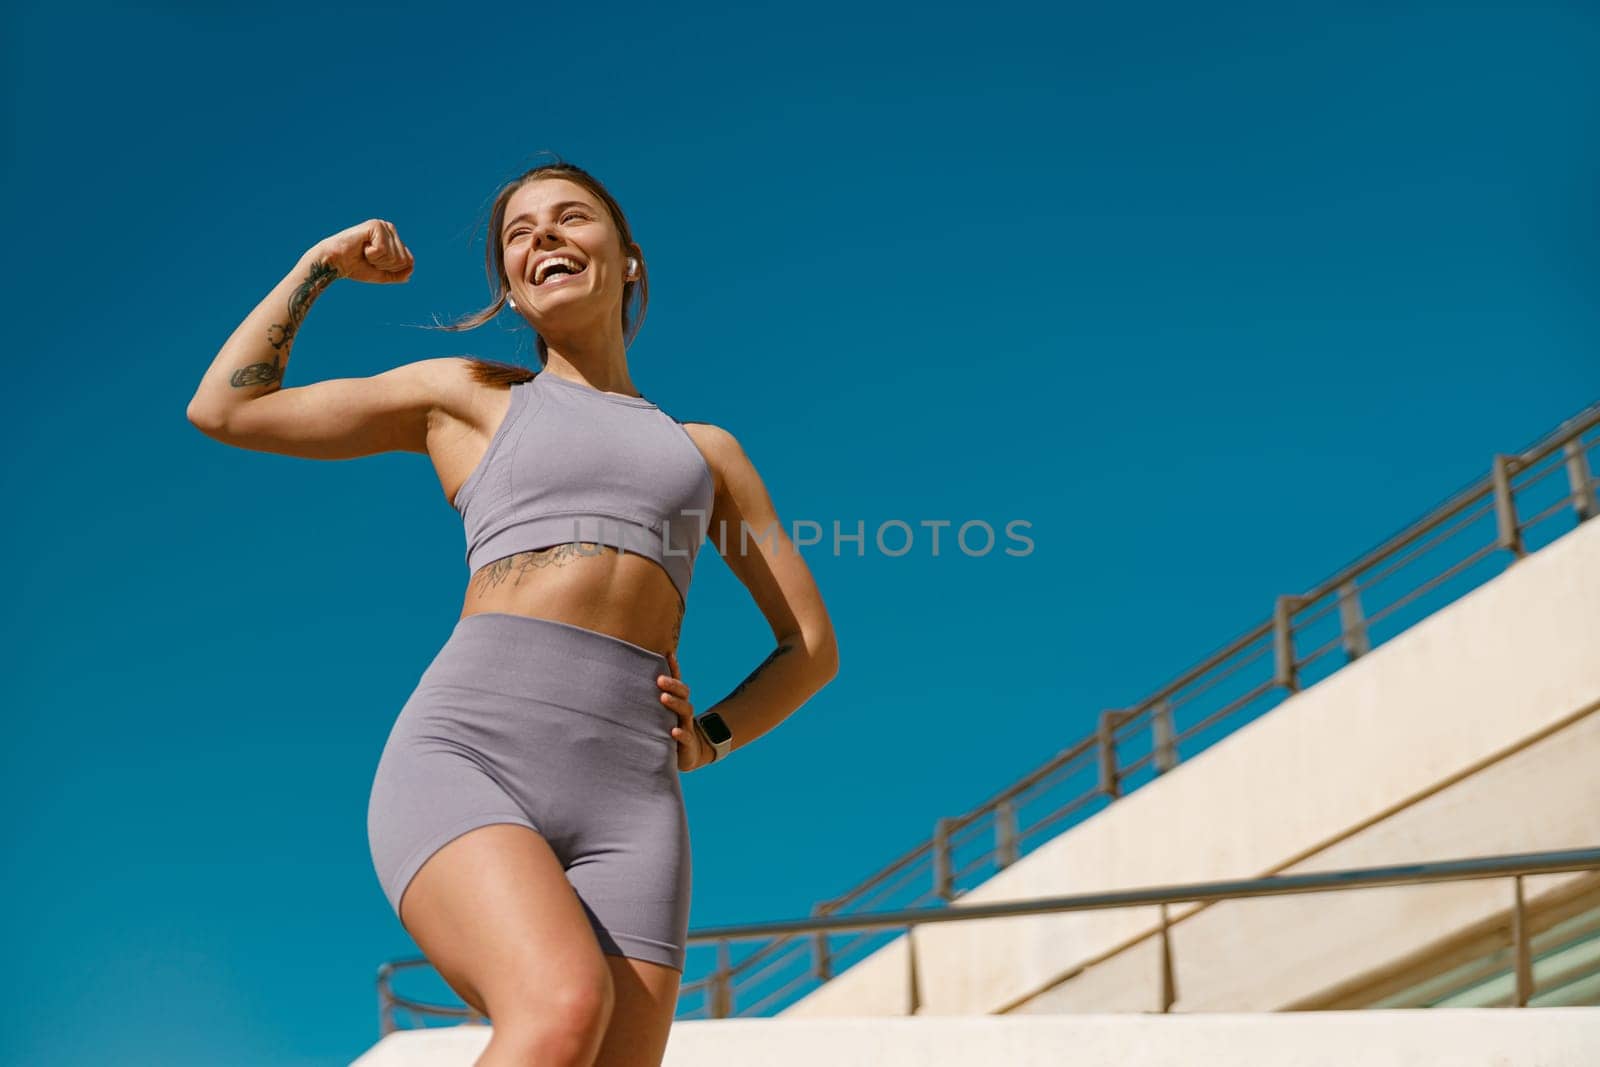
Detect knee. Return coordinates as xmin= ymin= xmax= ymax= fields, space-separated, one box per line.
xmin=555 ymin=971 xmax=616 ymax=1037
xmin=493 ymin=968 xmax=615 ymax=1063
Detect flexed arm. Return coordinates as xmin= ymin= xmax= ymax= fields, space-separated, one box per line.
xmin=185 ymin=220 xmax=460 ymax=460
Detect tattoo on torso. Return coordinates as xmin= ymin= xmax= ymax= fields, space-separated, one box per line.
xmin=470 ymin=544 xmax=600 ymax=592
xmin=469 ymin=545 xmax=691 ymax=653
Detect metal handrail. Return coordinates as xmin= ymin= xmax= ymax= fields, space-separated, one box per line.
xmin=375 ymin=399 xmax=1600 ymax=1030
xmin=377 ymin=847 xmax=1600 ymax=1030
xmin=675 ymin=399 xmax=1600 ymax=1015
xmin=687 ymin=847 xmax=1600 ymax=1018
xmin=687 ymin=848 xmax=1600 ymax=941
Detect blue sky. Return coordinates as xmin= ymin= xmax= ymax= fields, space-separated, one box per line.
xmin=4 ymin=1 xmax=1596 ymax=1062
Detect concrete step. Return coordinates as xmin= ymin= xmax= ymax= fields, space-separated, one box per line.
xmin=350 ymin=1007 xmax=1600 ymax=1066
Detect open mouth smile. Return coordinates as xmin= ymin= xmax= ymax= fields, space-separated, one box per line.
xmin=533 ymin=254 xmax=589 ymax=286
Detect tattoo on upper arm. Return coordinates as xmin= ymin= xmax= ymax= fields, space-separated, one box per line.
xmin=726 ymin=642 xmax=796 ymax=701
xmin=230 ymin=258 xmax=340 ymax=388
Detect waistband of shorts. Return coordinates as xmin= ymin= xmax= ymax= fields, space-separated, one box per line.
xmin=432 ymin=611 xmax=673 ymax=710
xmin=416 ymin=612 xmax=676 ymax=736
xmin=453 ymin=612 xmax=670 ymax=672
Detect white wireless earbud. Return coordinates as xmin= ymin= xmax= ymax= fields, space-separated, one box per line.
xmin=507 ymin=297 xmax=516 ymax=309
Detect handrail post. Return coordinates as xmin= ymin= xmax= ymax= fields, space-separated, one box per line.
xmin=1511 ymin=875 xmax=1532 ymax=1007
xmin=995 ymin=798 xmax=1018 ymax=870
xmin=1273 ymin=595 xmax=1301 ymax=692
xmin=811 ymin=902 xmax=834 ymax=981
xmin=1492 ymin=454 xmax=1526 ymax=559
xmin=711 ymin=939 xmax=733 ymax=1018
xmin=1151 ymin=700 xmax=1177 ymax=775
xmin=377 ymin=964 xmax=394 ymax=1038
xmin=1159 ymin=902 xmax=1177 ymax=1012
xmin=1337 ymin=580 xmax=1370 ymax=663
xmin=1564 ymin=438 xmax=1598 ymax=524
xmin=933 ymin=818 xmax=953 ymax=902
xmin=906 ymin=925 xmax=922 ymax=1016
xmin=1098 ymin=711 xmax=1122 ymax=799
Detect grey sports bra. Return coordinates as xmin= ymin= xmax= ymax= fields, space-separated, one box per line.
xmin=452 ymin=370 xmax=716 ymax=603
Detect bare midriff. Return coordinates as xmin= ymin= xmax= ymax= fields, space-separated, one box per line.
xmin=458 ymin=544 xmax=687 ymax=659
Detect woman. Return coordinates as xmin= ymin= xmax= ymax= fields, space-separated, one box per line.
xmin=186 ymin=161 xmax=840 ymax=1067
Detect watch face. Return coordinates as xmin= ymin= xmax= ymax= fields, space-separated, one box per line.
xmin=698 ymin=712 xmax=733 ymax=744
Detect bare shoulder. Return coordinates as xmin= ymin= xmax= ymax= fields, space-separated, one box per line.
xmin=408 ymin=355 xmax=484 ymax=414
xmin=678 ymin=421 xmax=746 ymax=495
xmin=411 ymin=355 xmax=527 ymax=434
xmin=678 ymin=420 xmax=741 ymax=455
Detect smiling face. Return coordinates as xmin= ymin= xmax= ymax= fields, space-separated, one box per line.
xmin=500 ymin=177 xmax=638 ymax=331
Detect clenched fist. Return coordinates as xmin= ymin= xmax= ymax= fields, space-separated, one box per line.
xmin=307 ymin=219 xmax=415 ymax=285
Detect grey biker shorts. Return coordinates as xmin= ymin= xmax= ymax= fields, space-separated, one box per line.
xmin=367 ymin=611 xmax=691 ymax=972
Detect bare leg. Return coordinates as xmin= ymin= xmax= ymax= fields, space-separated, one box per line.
xmin=591 ymin=954 xmax=683 ymax=1067
xmin=399 ymin=823 xmax=616 ymax=1066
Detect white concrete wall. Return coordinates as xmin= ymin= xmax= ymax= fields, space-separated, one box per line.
xmin=782 ymin=516 xmax=1600 ymax=1017
xmin=1014 ymin=705 xmax=1600 ymax=1012
xmin=350 ymin=1009 xmax=1600 ymax=1066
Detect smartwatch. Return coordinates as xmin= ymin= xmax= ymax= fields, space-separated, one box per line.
xmin=694 ymin=712 xmax=734 ymax=762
